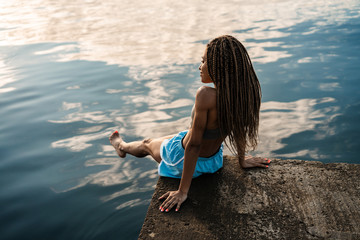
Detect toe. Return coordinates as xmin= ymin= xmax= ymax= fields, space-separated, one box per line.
xmin=110 ymin=131 xmax=119 ymax=139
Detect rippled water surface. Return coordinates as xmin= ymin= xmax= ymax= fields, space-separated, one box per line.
xmin=1 ymin=0 xmax=359 ymax=239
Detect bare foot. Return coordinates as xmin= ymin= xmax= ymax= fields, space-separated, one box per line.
xmin=240 ymin=156 xmax=271 ymax=168
xmin=109 ymin=131 xmax=126 ymax=158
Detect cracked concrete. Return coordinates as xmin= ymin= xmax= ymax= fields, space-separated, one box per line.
xmin=139 ymin=156 xmax=360 ymax=239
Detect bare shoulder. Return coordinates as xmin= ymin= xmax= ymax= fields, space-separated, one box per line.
xmin=195 ymin=86 xmax=216 ymax=109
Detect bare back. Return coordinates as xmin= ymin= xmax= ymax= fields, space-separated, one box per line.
xmin=183 ymin=86 xmax=225 ymax=158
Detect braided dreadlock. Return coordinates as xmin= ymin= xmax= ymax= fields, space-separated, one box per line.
xmin=206 ymin=35 xmax=261 ymax=162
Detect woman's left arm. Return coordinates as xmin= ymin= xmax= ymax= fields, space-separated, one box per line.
xmin=159 ymin=88 xmax=209 ymax=212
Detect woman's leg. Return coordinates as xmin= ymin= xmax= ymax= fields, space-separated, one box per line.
xmin=109 ymin=131 xmax=175 ymax=163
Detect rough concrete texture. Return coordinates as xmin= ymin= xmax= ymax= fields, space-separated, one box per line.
xmin=139 ymin=156 xmax=360 ymax=240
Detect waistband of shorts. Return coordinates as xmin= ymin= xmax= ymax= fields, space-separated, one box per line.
xmin=181 ymin=132 xmax=222 ymax=159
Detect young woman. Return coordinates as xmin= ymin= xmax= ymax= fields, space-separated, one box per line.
xmin=109 ymin=35 xmax=270 ymax=213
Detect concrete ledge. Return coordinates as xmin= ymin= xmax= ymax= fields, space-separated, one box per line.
xmin=139 ymin=156 xmax=360 ymax=239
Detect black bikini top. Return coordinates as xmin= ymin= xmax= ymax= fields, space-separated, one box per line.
xmin=190 ymin=105 xmax=222 ymax=139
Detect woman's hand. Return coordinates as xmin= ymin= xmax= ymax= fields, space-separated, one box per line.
xmin=240 ymin=155 xmax=271 ymax=168
xmin=158 ymin=190 xmax=187 ymax=212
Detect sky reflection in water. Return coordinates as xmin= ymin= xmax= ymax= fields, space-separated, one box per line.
xmin=0 ymin=0 xmax=360 ymax=239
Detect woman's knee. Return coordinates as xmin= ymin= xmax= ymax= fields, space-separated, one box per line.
xmin=141 ymin=135 xmax=174 ymax=162
xmin=142 ymin=138 xmax=152 ymax=145
xmin=141 ymin=138 xmax=153 ymax=154
xmin=146 ymin=138 xmax=164 ymax=163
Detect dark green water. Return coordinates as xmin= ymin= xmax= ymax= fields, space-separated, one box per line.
xmin=1 ymin=0 xmax=359 ymax=239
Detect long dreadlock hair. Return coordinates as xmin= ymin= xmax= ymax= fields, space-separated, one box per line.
xmin=206 ymin=35 xmax=261 ymax=161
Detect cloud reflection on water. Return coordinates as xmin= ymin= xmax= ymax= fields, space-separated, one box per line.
xmin=1 ymin=0 xmax=358 ymax=72
xmin=256 ymin=97 xmax=340 ymax=160
xmin=51 ymin=154 xmax=158 ymax=210
xmin=51 ymin=156 xmax=157 ymax=204
xmin=49 ymin=111 xmax=114 ymax=124
xmin=51 ymin=129 xmax=114 ymax=152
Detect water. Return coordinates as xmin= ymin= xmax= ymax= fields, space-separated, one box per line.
xmin=1 ymin=0 xmax=359 ymax=239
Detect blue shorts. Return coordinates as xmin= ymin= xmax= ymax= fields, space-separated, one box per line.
xmin=158 ymin=130 xmax=223 ymax=178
